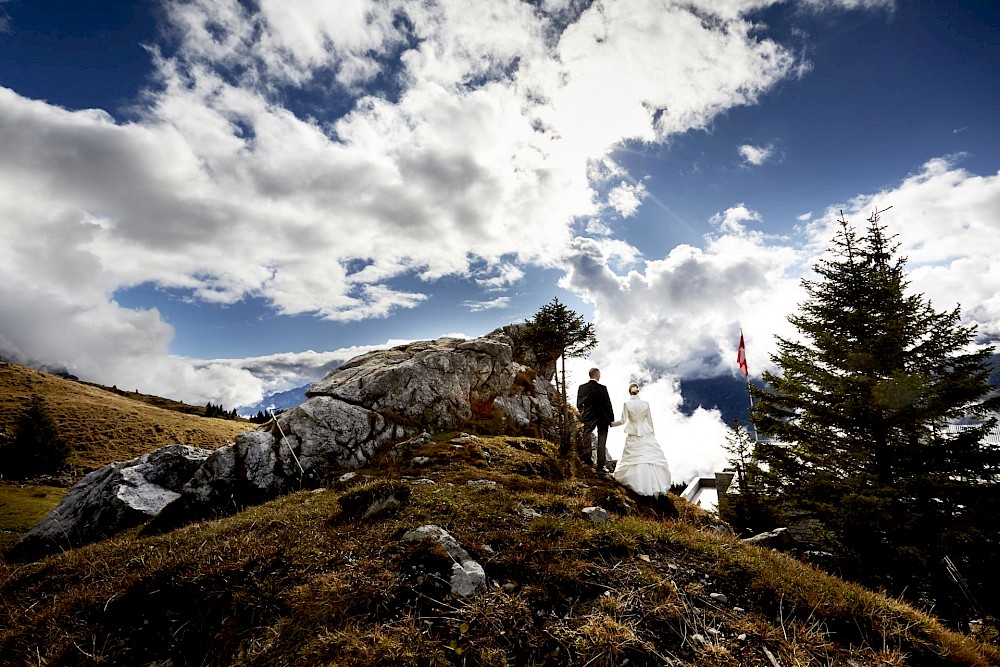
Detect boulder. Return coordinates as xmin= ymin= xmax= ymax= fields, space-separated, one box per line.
xmin=582 ymin=506 xmax=610 ymax=524
xmin=742 ymin=527 xmax=796 ymax=550
xmin=180 ymin=332 xmax=555 ymax=511
xmin=13 ymin=445 xmax=210 ymax=559
xmin=493 ymin=323 xmax=558 ymax=383
xmin=307 ymin=337 xmax=515 ymax=429
xmin=401 ymin=524 xmax=487 ymax=597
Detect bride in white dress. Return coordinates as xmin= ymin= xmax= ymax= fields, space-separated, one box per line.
xmin=609 ymin=383 xmax=672 ymax=496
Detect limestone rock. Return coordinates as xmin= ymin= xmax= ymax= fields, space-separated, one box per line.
xmin=401 ymin=524 xmax=486 ymax=597
xmin=308 ymin=337 xmax=514 ymax=429
xmin=519 ymin=506 xmax=542 ymax=520
xmin=582 ymin=506 xmax=610 ymax=524
xmin=276 ymin=396 xmax=396 ymax=473
xmin=466 ymin=479 xmax=502 ymax=491
xmin=491 ymin=323 xmax=558 ymax=383
xmin=743 ymin=527 xmax=795 ymax=550
xmin=14 ymin=444 xmax=210 ymax=558
xmin=183 ymin=430 xmax=284 ymax=504
xmin=391 ymin=431 xmax=432 ymax=462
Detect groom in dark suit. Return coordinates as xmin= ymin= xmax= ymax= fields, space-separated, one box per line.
xmin=576 ymin=367 xmax=614 ymax=472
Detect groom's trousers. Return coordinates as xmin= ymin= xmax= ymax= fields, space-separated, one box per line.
xmin=581 ymin=421 xmax=608 ymax=470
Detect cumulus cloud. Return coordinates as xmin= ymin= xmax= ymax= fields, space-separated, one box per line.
xmin=0 ymin=0 xmax=884 ymax=412
xmin=738 ymin=142 xmax=776 ymax=167
xmin=562 ymin=155 xmax=1000 ymax=482
xmin=801 ymin=157 xmax=1000 ymax=340
xmin=475 ymin=263 xmax=525 ymax=291
xmin=606 ymin=180 xmax=648 ymax=218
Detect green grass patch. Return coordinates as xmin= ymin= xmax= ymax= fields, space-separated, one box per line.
xmin=0 ymin=483 xmax=66 ymax=550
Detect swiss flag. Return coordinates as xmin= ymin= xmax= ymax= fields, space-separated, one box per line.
xmin=737 ymin=332 xmax=748 ymax=377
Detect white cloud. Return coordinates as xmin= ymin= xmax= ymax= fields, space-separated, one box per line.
xmin=585 ymin=219 xmax=613 ymax=236
xmin=463 ymin=297 xmax=512 ymax=312
xmin=0 ymin=0 xmax=879 ymax=409
xmin=560 ymin=156 xmax=1000 ymax=482
xmin=710 ymin=203 xmax=762 ymax=234
xmin=803 ymin=157 xmax=1000 ymax=340
xmin=606 ymin=180 xmax=648 ymax=218
xmin=475 ymin=263 xmax=525 ymax=290
xmin=738 ymin=142 xmax=776 ymax=167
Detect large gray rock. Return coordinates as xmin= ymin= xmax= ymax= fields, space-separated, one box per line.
xmin=182 ymin=430 xmax=284 ymax=504
xmin=181 ymin=331 xmax=554 ymax=510
xmin=16 ymin=328 xmax=558 ymax=559
xmin=308 ymin=336 xmax=516 ymax=429
xmin=14 ymin=445 xmax=210 ymax=558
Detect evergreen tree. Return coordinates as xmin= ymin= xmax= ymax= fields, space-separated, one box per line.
xmin=751 ymin=209 xmax=1000 ymax=621
xmin=718 ymin=420 xmax=773 ymax=535
xmin=521 ymin=298 xmax=598 ymax=453
xmin=0 ymin=396 xmax=69 ymax=479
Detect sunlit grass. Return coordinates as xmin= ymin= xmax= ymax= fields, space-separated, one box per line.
xmin=1 ymin=433 xmax=996 ymax=665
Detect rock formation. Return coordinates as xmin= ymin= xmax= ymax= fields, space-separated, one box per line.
xmin=12 ymin=445 xmax=210 ymax=558
xmin=15 ymin=326 xmax=558 ymax=559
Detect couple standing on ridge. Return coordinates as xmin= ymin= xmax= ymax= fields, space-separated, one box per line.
xmin=576 ymin=368 xmax=673 ymax=497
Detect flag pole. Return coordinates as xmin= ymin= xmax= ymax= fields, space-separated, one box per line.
xmin=737 ymin=329 xmax=757 ymax=442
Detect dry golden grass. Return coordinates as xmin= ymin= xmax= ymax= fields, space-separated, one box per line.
xmin=1 ymin=433 xmax=996 ymax=666
xmin=0 ymin=362 xmax=252 ymax=473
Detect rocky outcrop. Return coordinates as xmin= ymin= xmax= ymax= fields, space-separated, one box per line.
xmin=15 ymin=327 xmax=559 ymax=559
xmin=275 ymin=328 xmax=556 ymax=471
xmin=13 ymin=445 xmax=210 ymax=559
xmin=308 ymin=334 xmax=521 ymax=428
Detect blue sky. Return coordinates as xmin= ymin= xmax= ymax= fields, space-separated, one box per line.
xmin=2 ymin=0 xmax=999 ymax=480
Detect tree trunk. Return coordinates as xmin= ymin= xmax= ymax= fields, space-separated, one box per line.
xmin=559 ymin=353 xmax=569 ymax=454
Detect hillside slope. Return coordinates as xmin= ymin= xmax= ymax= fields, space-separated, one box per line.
xmin=0 ymin=362 xmax=253 ymax=473
xmin=1 ymin=434 xmax=995 ymax=666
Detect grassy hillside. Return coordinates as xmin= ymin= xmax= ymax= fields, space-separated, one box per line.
xmin=0 ymin=362 xmax=253 ymax=473
xmin=1 ymin=434 xmax=996 ymax=666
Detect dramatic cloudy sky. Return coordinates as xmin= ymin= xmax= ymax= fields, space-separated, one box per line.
xmin=2 ymin=0 xmax=998 ymax=482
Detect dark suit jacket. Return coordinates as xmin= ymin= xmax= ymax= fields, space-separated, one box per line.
xmin=577 ymin=379 xmax=614 ymax=427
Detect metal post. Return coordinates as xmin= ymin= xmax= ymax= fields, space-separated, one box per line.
xmin=268 ymin=406 xmax=305 ymax=478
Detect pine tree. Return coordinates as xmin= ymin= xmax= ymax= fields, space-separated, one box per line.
xmin=521 ymin=298 xmax=598 ymax=453
xmin=751 ymin=209 xmax=1000 ymax=620
xmin=719 ymin=420 xmax=773 ymax=535
xmin=0 ymin=396 xmax=69 ymax=479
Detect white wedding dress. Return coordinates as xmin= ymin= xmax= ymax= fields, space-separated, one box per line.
xmin=610 ymin=396 xmax=672 ymax=496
